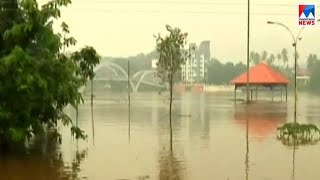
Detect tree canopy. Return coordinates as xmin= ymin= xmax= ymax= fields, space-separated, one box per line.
xmin=0 ymin=0 xmax=100 ymax=147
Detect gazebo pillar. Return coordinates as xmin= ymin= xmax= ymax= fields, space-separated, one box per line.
xmin=234 ymin=85 xmax=237 ymax=102
xmin=271 ymin=86 xmax=274 ymax=102
xmin=255 ymin=87 xmax=258 ymax=100
xmin=281 ymin=87 xmax=283 ymax=102
xmin=285 ymin=85 xmax=288 ymax=102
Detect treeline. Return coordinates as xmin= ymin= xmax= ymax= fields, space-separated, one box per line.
xmin=206 ymin=59 xmax=246 ymax=84
xmin=307 ymin=54 xmax=320 ymax=90
xmin=206 ymin=48 xmax=294 ymax=86
xmin=250 ymin=48 xmax=290 ymax=68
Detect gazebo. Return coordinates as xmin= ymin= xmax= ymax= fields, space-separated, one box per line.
xmin=230 ymin=62 xmax=289 ymax=101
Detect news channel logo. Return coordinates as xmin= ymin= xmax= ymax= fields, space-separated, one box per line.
xmin=298 ymin=3 xmax=317 ymax=26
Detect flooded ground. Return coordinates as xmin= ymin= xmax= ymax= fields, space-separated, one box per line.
xmin=1 ymin=91 xmax=320 ymax=180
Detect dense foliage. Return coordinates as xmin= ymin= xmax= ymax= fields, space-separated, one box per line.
xmin=0 ymin=0 xmax=100 ymax=147
xmin=206 ymin=59 xmax=246 ymax=84
xmin=277 ymin=122 xmax=320 ymax=146
xmin=307 ymin=54 xmax=320 ymax=90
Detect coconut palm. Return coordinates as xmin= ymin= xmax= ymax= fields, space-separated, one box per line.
xmin=281 ymin=48 xmax=289 ymax=68
xmin=268 ymin=54 xmax=275 ymax=65
xmin=277 ymin=53 xmax=282 ymax=67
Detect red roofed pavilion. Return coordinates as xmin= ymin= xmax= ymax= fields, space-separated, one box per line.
xmin=230 ymin=62 xmax=289 ymax=101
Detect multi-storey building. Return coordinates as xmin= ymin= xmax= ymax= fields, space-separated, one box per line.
xmin=181 ymin=41 xmax=211 ymax=83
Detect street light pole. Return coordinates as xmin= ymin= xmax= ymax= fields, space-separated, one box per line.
xmin=267 ymin=21 xmax=302 ymax=122
xmin=267 ymin=20 xmax=320 ymax=122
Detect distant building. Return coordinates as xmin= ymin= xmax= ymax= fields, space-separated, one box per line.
xmin=297 ymin=68 xmax=310 ymax=85
xmin=181 ymin=41 xmax=211 ymax=83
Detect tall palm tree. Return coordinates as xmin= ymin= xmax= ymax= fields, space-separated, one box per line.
xmin=261 ymin=50 xmax=268 ymax=60
xmin=254 ymin=52 xmax=261 ymax=65
xmin=307 ymin=54 xmax=317 ymax=72
xmin=277 ymin=53 xmax=282 ymax=67
xmin=281 ymin=48 xmax=289 ymax=68
xmin=250 ymin=51 xmax=255 ymax=64
xmin=268 ymin=54 xmax=275 ymax=65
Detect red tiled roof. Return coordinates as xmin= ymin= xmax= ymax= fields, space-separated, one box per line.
xmin=230 ymin=62 xmax=289 ymax=85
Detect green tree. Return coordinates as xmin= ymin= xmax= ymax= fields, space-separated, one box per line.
xmin=281 ymin=48 xmax=289 ymax=68
xmin=207 ymin=59 xmax=246 ymax=85
xmin=72 ymin=47 xmax=100 ymax=140
xmin=308 ymin=54 xmax=320 ymax=90
xmin=207 ymin=59 xmax=224 ymax=84
xmin=261 ymin=50 xmax=268 ymax=60
xmin=277 ymin=53 xmax=282 ymax=67
xmin=249 ymin=51 xmax=255 ymax=64
xmin=0 ymin=0 xmax=99 ymax=148
xmin=250 ymin=52 xmax=261 ymax=65
xmin=268 ymin=53 xmax=275 ymax=65
xmin=234 ymin=62 xmax=247 ymax=77
xmin=307 ymin=54 xmax=317 ymax=72
xmin=155 ymin=25 xmax=188 ymax=150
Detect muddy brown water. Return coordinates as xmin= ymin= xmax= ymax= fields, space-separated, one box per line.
xmin=1 ymin=91 xmax=320 ymax=180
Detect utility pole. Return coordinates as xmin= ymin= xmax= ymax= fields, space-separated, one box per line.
xmin=246 ymin=0 xmax=250 ymax=103
xmin=293 ymin=43 xmax=297 ymax=122
xmin=127 ymin=60 xmax=131 ymax=140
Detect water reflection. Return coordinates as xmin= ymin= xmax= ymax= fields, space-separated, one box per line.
xmin=159 ymin=149 xmax=184 ymax=180
xmin=4 ymin=92 xmax=320 ymax=179
xmin=245 ymin=113 xmax=250 ymax=180
xmin=0 ymin=132 xmax=87 ymax=180
xmin=292 ymin=141 xmax=296 ymax=180
xmin=234 ymin=102 xmax=287 ymax=141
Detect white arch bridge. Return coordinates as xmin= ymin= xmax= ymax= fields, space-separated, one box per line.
xmin=80 ymin=62 xmax=165 ymax=93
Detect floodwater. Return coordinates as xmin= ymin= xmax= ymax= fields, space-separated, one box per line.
xmin=1 ymin=91 xmax=320 ymax=180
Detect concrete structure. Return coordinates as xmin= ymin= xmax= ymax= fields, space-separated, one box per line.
xmin=181 ymin=41 xmax=211 ymax=83
xmin=297 ymin=68 xmax=310 ymax=85
xmin=79 ymin=62 xmax=165 ymax=93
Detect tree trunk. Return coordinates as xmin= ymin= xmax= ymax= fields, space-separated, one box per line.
xmin=76 ymin=106 xmax=79 ymax=127
xmin=91 ymin=79 xmax=95 ymax=142
xmin=169 ymin=74 xmax=173 ymax=152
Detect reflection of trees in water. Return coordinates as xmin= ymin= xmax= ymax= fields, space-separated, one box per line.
xmin=159 ymin=148 xmax=184 ymax=180
xmin=157 ymin=103 xmax=185 ymax=180
xmin=0 ymin=132 xmax=87 ymax=180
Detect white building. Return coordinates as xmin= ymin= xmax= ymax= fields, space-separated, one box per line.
xmin=181 ymin=41 xmax=210 ymax=83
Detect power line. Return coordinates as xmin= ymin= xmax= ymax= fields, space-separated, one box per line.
xmin=2 ymin=0 xmax=319 ymax=8
xmin=90 ymin=9 xmax=295 ymax=16
xmin=92 ymin=0 xmax=298 ymax=7
xmin=0 ymin=8 xmax=296 ymax=16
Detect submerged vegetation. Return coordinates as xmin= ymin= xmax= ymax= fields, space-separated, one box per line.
xmin=0 ymin=0 xmax=100 ymax=149
xmin=277 ymin=122 xmax=320 ymax=146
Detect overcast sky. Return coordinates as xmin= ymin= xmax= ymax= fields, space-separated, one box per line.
xmin=41 ymin=0 xmax=319 ymax=64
